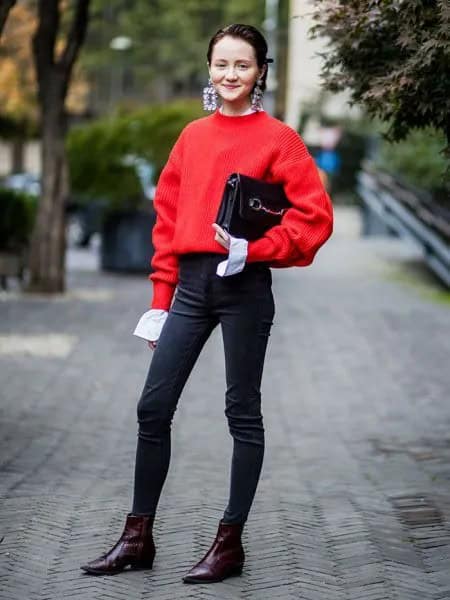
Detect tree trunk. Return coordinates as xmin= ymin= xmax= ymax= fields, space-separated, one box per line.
xmin=28 ymin=0 xmax=90 ymax=294
xmin=27 ymin=99 xmax=67 ymax=293
xmin=11 ymin=138 xmax=24 ymax=172
xmin=0 ymin=0 xmax=16 ymax=38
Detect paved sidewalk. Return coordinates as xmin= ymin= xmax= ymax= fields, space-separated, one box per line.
xmin=1 ymin=207 xmax=450 ymax=599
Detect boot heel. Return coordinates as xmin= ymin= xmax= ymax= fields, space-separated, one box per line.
xmin=230 ymin=564 xmax=243 ymax=576
xmin=131 ymin=558 xmax=154 ymax=570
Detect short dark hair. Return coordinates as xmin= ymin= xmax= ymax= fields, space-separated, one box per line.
xmin=207 ymin=24 xmax=271 ymax=91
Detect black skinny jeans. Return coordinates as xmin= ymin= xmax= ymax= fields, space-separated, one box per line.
xmin=132 ymin=252 xmax=275 ymax=525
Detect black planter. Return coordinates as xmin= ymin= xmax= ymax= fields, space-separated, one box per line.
xmin=101 ymin=209 xmax=156 ymax=273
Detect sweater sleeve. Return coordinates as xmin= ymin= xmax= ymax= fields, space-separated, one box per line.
xmin=246 ymin=128 xmax=333 ymax=267
xmin=149 ymin=133 xmax=184 ymax=310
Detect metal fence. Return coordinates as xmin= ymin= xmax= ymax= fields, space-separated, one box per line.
xmin=357 ymin=169 xmax=450 ymax=288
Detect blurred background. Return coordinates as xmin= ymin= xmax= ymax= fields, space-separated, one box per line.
xmin=1 ymin=0 xmax=448 ymax=291
xmin=1 ymin=4 xmax=450 ymax=598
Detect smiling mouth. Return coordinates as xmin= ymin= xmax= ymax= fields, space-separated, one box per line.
xmin=222 ymin=84 xmax=240 ymax=89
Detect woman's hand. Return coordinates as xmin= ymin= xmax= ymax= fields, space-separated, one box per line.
xmin=133 ymin=309 xmax=168 ymax=350
xmin=212 ymin=223 xmax=249 ymax=277
xmin=212 ymin=223 xmax=230 ymax=249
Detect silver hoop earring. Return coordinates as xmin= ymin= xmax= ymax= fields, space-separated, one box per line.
xmin=202 ymin=77 xmax=218 ymax=111
xmin=251 ymin=78 xmax=264 ymax=111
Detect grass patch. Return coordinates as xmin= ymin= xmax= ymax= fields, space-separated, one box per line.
xmin=383 ymin=260 xmax=450 ymax=305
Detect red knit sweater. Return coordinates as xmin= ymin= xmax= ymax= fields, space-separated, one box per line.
xmin=149 ymin=110 xmax=333 ymax=309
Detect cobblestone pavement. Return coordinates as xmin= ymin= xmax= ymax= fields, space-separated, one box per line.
xmin=1 ymin=207 xmax=450 ymax=599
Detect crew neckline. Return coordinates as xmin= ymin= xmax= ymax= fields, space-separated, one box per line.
xmin=212 ymin=109 xmax=267 ymax=126
xmin=219 ymin=105 xmax=258 ymax=117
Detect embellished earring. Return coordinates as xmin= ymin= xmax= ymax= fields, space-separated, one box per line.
xmin=251 ymin=78 xmax=264 ymax=111
xmin=202 ymin=77 xmax=218 ymax=111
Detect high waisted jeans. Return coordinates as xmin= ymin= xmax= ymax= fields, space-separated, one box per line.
xmin=132 ymin=252 xmax=275 ymax=525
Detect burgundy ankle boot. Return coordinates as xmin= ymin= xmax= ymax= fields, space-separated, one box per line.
xmin=80 ymin=513 xmax=155 ymax=575
xmin=182 ymin=519 xmax=245 ymax=583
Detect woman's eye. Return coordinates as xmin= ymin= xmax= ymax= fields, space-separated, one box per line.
xmin=213 ymin=63 xmax=249 ymax=69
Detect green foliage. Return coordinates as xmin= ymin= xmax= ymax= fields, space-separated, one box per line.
xmin=375 ymin=127 xmax=448 ymax=191
xmin=0 ymin=188 xmax=37 ymax=251
xmin=66 ymin=99 xmax=203 ymax=209
xmin=67 ymin=117 xmax=142 ymax=209
xmin=120 ymin=100 xmax=203 ymax=170
xmin=310 ymin=0 xmax=450 ymax=160
xmin=83 ymin=0 xmax=265 ymax=104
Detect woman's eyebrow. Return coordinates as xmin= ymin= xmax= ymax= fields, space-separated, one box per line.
xmin=213 ymin=58 xmax=253 ymax=62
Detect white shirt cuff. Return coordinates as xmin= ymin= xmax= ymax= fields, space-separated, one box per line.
xmin=216 ymin=236 xmax=248 ymax=277
xmin=133 ymin=309 xmax=168 ymax=341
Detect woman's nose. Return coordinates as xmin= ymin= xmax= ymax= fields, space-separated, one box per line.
xmin=224 ymin=68 xmax=238 ymax=79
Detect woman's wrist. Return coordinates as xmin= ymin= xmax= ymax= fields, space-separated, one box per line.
xmin=133 ymin=309 xmax=169 ymax=342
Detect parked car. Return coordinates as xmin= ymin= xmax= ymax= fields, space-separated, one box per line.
xmin=1 ymin=172 xmax=105 ymax=247
xmin=2 ymin=172 xmax=40 ymax=196
xmin=65 ymin=198 xmax=107 ymax=247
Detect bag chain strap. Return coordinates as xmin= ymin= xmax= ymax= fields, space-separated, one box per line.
xmin=249 ymin=197 xmax=287 ymax=216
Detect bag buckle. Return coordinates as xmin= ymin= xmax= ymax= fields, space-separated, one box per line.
xmin=249 ymin=197 xmax=262 ymax=210
xmin=249 ymin=197 xmax=287 ymax=216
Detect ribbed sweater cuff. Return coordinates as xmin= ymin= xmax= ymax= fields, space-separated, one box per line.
xmin=151 ymin=280 xmax=177 ymax=310
xmin=246 ymin=237 xmax=276 ymax=262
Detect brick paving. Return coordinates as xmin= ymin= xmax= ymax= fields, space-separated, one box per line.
xmin=1 ymin=207 xmax=450 ymax=599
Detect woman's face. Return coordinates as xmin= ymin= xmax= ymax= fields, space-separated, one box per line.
xmin=209 ymin=35 xmax=264 ymax=111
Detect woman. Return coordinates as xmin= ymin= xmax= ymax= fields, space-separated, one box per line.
xmin=81 ymin=23 xmax=333 ymax=584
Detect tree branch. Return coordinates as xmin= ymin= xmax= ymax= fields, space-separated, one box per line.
xmin=0 ymin=0 xmax=16 ymax=38
xmin=33 ymin=0 xmax=59 ymax=90
xmin=60 ymin=0 xmax=90 ymax=74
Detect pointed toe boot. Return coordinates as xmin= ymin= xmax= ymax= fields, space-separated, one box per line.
xmin=80 ymin=513 xmax=155 ymax=575
xmin=183 ymin=519 xmax=245 ymax=584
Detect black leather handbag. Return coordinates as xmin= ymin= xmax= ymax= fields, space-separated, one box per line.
xmin=216 ymin=173 xmax=291 ymax=241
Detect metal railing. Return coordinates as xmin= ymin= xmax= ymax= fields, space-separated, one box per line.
xmin=357 ymin=169 xmax=450 ymax=287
